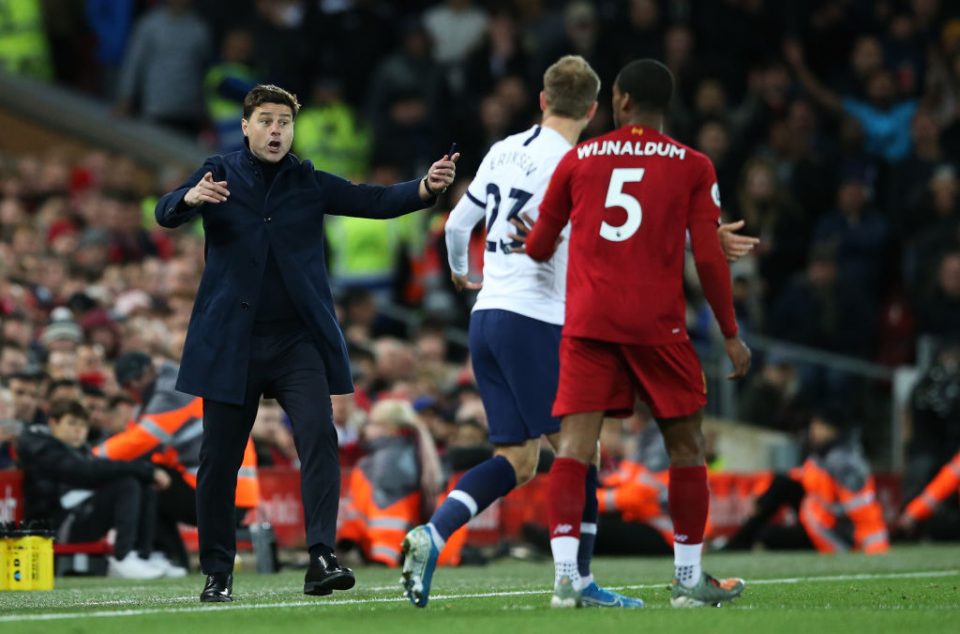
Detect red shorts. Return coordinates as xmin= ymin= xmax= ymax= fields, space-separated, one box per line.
xmin=553 ymin=337 xmax=707 ymax=419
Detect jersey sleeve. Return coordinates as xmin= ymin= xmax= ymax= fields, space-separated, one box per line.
xmin=687 ymin=157 xmax=738 ymax=338
xmin=445 ymin=188 xmax=487 ymax=276
xmin=527 ymin=149 xmax=575 ymax=262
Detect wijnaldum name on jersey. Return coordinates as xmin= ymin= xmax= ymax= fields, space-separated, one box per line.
xmin=576 ymin=139 xmax=687 ymax=160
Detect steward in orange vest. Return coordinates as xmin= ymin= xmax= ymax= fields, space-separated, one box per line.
xmin=723 ymin=409 xmax=888 ymax=554
xmin=95 ymin=352 xmax=260 ymax=567
xmin=898 ymin=450 xmax=960 ymax=540
xmin=338 ymin=400 xmax=440 ymax=566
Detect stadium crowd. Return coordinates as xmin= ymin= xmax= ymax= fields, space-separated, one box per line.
xmin=1 ymin=0 xmax=960 ymax=571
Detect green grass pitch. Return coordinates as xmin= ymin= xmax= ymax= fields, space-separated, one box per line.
xmin=1 ymin=544 xmax=958 ymax=634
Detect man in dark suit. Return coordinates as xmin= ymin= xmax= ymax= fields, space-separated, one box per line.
xmin=155 ymin=84 xmax=458 ymax=603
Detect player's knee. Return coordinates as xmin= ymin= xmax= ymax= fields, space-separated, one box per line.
xmin=497 ymin=445 xmax=540 ymax=486
xmin=665 ymin=429 xmax=705 ymax=466
xmin=558 ymin=437 xmax=595 ymax=464
xmin=512 ymin=459 xmax=538 ymax=485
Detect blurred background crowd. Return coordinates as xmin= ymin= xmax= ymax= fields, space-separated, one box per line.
xmin=2 ymin=0 xmax=960 ymax=562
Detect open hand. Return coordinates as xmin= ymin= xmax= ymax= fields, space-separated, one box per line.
xmin=508 ymin=212 xmax=562 ymax=254
xmin=718 ymin=220 xmax=759 ymax=262
xmin=184 ymin=171 xmax=230 ymax=207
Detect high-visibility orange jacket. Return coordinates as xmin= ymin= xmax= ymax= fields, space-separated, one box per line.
xmin=904 ymin=450 xmax=960 ymax=522
xmin=93 ymin=362 xmax=259 ymax=508
xmin=597 ymin=460 xmax=674 ymax=544
xmin=796 ymin=443 xmax=888 ymax=554
xmin=338 ymin=437 xmax=421 ymax=567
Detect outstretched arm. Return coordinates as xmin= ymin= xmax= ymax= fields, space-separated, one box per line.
xmin=784 ymin=39 xmax=843 ymax=113
xmin=323 ymin=152 xmax=460 ymax=219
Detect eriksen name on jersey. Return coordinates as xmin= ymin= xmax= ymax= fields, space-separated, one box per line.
xmin=487 ymin=149 xmax=539 ymax=177
xmin=576 ymin=139 xmax=687 ymax=161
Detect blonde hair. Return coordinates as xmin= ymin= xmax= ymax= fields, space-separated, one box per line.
xmin=543 ymin=55 xmax=600 ymax=119
xmin=368 ymin=399 xmax=418 ymax=429
xmin=367 ymin=399 xmax=442 ymax=500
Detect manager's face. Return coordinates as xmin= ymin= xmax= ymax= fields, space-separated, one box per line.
xmin=242 ymin=103 xmax=294 ymax=163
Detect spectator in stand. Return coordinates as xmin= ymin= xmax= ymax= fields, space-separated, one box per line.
xmin=915 ymin=252 xmax=960 ymax=338
xmin=907 ymin=168 xmax=960 ymax=289
xmin=366 ymin=18 xmax=448 ymax=141
xmin=890 ymin=109 xmax=948 ymax=232
xmin=739 ymin=352 xmax=805 ymax=434
xmin=612 ymin=0 xmax=664 ymax=70
xmin=251 ymin=399 xmax=298 ymax=467
xmin=0 ymin=342 xmax=28 ymax=377
xmin=293 ymin=78 xmax=370 ymax=182
xmin=813 ymin=175 xmax=890 ymax=302
xmin=7 ymin=372 xmax=46 ymax=426
xmin=17 ymin=399 xmax=172 ymax=579
xmin=47 ymin=378 xmax=83 ymax=403
xmin=785 ymin=39 xmax=921 ymax=164
xmin=115 ymin=0 xmax=212 ymax=137
xmin=204 ymin=29 xmax=259 ymax=152
xmin=248 ymin=0 xmax=312 ymax=99
xmin=733 ymin=157 xmax=808 ymax=305
xmin=422 ymin=0 xmax=489 ymax=69
xmin=0 ymin=387 xmax=19 ymax=469
xmin=462 ymin=8 xmax=529 ymax=105
xmin=769 ymin=244 xmax=874 ymax=403
xmin=904 ymin=341 xmax=960 ymax=501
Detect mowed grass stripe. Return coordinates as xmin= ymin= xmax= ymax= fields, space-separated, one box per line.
xmin=1 ymin=568 xmax=957 ymax=623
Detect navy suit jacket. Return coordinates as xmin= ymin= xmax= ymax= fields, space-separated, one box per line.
xmin=156 ymin=147 xmax=427 ymax=405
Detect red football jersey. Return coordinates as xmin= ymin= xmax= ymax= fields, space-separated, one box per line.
xmin=527 ymin=124 xmax=737 ymax=345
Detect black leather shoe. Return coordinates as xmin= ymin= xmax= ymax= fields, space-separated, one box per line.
xmin=304 ymin=553 xmax=355 ymax=596
xmin=200 ymin=573 xmax=233 ymax=602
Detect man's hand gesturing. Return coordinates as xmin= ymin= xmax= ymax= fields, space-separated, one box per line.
xmin=420 ymin=152 xmax=460 ymax=200
xmin=184 ymin=172 xmax=230 ymax=207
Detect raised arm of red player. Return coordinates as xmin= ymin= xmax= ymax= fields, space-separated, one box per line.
xmin=526 ymin=151 xmax=575 ymax=262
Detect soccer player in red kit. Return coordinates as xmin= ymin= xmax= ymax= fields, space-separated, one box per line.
xmin=514 ymin=59 xmax=752 ymax=608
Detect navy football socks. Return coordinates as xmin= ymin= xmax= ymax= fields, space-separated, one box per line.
xmin=430 ymin=455 xmax=518 ymax=542
xmin=578 ymin=465 xmax=599 ymax=579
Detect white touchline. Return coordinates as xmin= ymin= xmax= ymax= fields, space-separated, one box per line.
xmin=0 ymin=569 xmax=956 ymax=623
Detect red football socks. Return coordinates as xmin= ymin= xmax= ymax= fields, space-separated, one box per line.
xmin=668 ymin=465 xmax=709 ymax=545
xmin=548 ymin=457 xmax=588 ymax=540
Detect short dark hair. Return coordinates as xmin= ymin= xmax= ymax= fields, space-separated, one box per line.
xmin=114 ymin=351 xmax=153 ymax=387
xmin=615 ymin=59 xmax=674 ymax=114
xmin=243 ymin=84 xmax=301 ymax=119
xmin=48 ymin=398 xmax=89 ymax=423
xmin=47 ymin=379 xmax=81 ymax=398
xmin=6 ymin=371 xmax=41 ymax=386
xmin=108 ymin=393 xmax=136 ymax=409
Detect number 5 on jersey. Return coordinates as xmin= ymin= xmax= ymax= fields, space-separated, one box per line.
xmin=600 ymin=168 xmax=645 ymax=242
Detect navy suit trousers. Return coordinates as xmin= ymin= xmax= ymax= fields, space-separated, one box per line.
xmin=197 ymin=329 xmax=338 ymax=574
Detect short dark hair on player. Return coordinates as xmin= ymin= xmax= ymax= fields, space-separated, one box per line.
xmin=543 ymin=55 xmax=600 ymax=119
xmin=615 ymin=59 xmax=674 ymax=114
xmin=243 ymin=84 xmax=301 ymax=119
xmin=48 ymin=398 xmax=89 ymax=423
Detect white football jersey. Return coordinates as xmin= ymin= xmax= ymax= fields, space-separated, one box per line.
xmin=446 ymin=125 xmax=571 ymax=325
